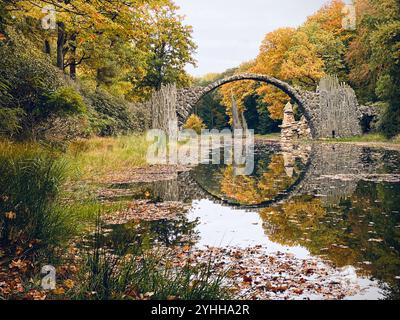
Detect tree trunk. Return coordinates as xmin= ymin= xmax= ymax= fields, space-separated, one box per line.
xmin=57 ymin=22 xmax=65 ymax=70
xmin=70 ymin=61 xmax=76 ymax=80
xmin=44 ymin=39 xmax=51 ymax=55
xmin=69 ymin=33 xmax=77 ymax=80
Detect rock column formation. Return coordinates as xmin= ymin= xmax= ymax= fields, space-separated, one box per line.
xmin=314 ymin=75 xmax=362 ymax=138
xmin=150 ymin=84 xmax=178 ymax=137
xmin=231 ymin=93 xmax=242 ymax=131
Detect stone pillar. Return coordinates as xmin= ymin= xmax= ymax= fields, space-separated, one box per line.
xmin=280 ymin=102 xmax=298 ymax=141
xmin=297 ymin=116 xmax=312 ymax=139
xmin=241 ymin=112 xmax=248 ymax=132
xmin=317 ymin=75 xmax=362 ymax=138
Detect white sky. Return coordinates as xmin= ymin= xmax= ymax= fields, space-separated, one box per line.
xmin=174 ymin=0 xmax=332 ymax=77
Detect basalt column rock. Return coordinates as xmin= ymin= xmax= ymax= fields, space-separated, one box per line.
xmin=151 ymin=84 xmax=178 ymax=137
xmin=231 ymin=93 xmax=242 ymax=131
xmin=316 ymin=75 xmax=362 ymax=138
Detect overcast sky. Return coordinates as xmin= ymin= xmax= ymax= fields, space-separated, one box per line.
xmin=174 ymin=0 xmax=333 ymax=77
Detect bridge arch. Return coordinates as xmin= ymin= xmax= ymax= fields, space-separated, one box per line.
xmin=177 ymin=73 xmax=317 ymax=137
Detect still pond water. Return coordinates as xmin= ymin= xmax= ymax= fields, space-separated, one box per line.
xmin=102 ymin=142 xmax=400 ymax=299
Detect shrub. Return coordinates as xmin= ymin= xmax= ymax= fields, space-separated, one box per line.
xmin=87 ymin=89 xmax=150 ymax=136
xmin=183 ymin=114 xmax=207 ymax=134
xmin=0 ymin=28 xmax=68 ymax=140
xmin=0 ymin=29 xmax=150 ymax=142
xmin=379 ymin=103 xmax=400 ymax=139
xmin=33 ymin=115 xmax=90 ymax=149
xmin=0 ymin=107 xmax=25 ymax=137
xmin=41 ymin=86 xmax=87 ymax=116
xmin=0 ymin=29 xmax=65 ymax=112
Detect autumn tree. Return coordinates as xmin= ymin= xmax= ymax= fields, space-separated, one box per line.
xmin=347 ymin=0 xmax=400 ymax=137
xmin=2 ymin=0 xmax=196 ymax=102
xmin=183 ymin=114 xmax=207 ymax=134
xmin=219 ymin=1 xmax=347 ymax=123
xmin=139 ymin=3 xmax=197 ymax=91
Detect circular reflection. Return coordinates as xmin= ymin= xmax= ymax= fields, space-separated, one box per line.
xmin=190 ymin=142 xmax=312 ymax=207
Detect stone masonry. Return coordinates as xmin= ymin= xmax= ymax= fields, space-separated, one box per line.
xmin=280 ymin=102 xmax=312 ymax=141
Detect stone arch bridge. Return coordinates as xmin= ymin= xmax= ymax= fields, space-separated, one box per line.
xmin=149 ymin=73 xmax=364 ymax=139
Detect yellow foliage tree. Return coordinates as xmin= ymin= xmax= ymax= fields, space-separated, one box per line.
xmin=280 ymin=31 xmax=325 ymax=89
xmin=183 ymin=114 xmax=207 ymax=134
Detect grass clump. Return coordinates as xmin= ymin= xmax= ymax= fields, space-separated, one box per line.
xmin=391 ymin=135 xmax=400 ymax=144
xmin=0 ymin=141 xmax=70 ymax=251
xmin=72 ymin=219 xmax=229 ymax=300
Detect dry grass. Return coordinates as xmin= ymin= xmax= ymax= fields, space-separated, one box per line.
xmin=66 ymin=135 xmax=150 ymax=183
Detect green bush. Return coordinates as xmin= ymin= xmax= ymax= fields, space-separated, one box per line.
xmin=87 ymin=89 xmax=150 ymax=136
xmin=0 ymin=29 xmax=67 ymax=139
xmin=379 ymin=103 xmax=400 ymax=139
xmin=0 ymin=29 xmax=150 ymax=141
xmin=0 ymin=142 xmax=69 ymax=249
xmin=0 ymin=107 xmax=25 ymax=137
xmin=0 ymin=29 xmax=65 ymax=110
xmin=41 ymin=87 xmax=87 ymax=116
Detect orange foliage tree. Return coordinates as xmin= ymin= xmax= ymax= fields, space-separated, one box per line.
xmin=219 ymin=0 xmax=347 ymax=122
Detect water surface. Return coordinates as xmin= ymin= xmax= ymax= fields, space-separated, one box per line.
xmin=103 ymin=142 xmax=400 ymax=299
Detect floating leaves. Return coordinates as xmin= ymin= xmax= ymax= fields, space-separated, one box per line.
xmin=102 ymin=200 xmax=190 ymax=224
xmin=103 ymin=165 xmax=190 ymax=184
xmin=166 ymin=245 xmax=365 ymax=300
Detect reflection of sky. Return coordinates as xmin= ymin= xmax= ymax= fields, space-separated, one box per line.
xmin=188 ymin=199 xmax=311 ymax=259
xmin=174 ymin=0 xmax=329 ymax=76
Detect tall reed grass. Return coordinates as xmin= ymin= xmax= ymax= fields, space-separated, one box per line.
xmin=0 ymin=141 xmax=70 ymax=250
xmin=72 ymin=217 xmax=229 ymax=300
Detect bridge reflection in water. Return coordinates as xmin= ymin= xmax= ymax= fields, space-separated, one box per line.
xmin=150 ymin=142 xmax=386 ymax=208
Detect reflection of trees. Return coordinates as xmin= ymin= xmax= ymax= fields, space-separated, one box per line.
xmin=260 ymin=196 xmax=326 ymax=247
xmin=220 ymin=155 xmax=299 ymax=205
xmin=259 ymin=181 xmax=400 ymax=296
xmin=100 ymin=216 xmax=200 ymax=255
